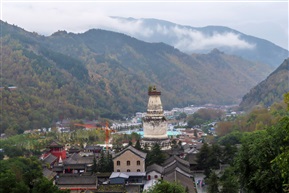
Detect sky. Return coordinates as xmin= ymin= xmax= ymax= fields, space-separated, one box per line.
xmin=1 ymin=0 xmax=288 ymax=50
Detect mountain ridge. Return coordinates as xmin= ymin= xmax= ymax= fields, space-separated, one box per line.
xmin=108 ymin=17 xmax=289 ymax=67
xmin=239 ymin=58 xmax=289 ymax=111
xmin=0 ymin=20 xmax=276 ymax=133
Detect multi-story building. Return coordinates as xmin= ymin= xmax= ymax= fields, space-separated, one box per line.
xmin=111 ymin=146 xmax=147 ymax=192
xmin=113 ymin=146 xmax=146 ymax=173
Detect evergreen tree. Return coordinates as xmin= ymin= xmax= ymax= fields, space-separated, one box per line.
xmin=219 ymin=167 xmax=238 ymax=193
xmin=209 ymin=143 xmax=222 ymax=169
xmin=128 ymin=140 xmax=133 ymax=146
xmin=92 ymin=156 xmax=97 ymax=173
xmin=146 ymin=143 xmax=166 ymax=166
xmin=196 ymin=143 xmax=211 ymax=170
xmin=207 ymin=172 xmax=219 ymax=193
xmin=134 ymin=139 xmax=142 ymax=150
xmin=98 ymin=150 xmax=106 ymax=172
xmin=143 ymin=143 xmax=149 ymax=153
xmin=106 ymin=151 xmax=114 ymax=172
xmin=171 ymin=139 xmax=177 ymax=149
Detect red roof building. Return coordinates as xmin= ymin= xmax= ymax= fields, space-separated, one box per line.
xmin=46 ymin=140 xmax=67 ymax=160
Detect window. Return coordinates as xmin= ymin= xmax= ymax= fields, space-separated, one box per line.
xmin=127 ymin=169 xmax=130 ymax=172
xmin=127 ymin=161 xmax=130 ymax=166
xmin=117 ymin=169 xmax=120 ymax=172
xmin=117 ymin=161 xmax=120 ymax=166
xmin=155 ymin=175 xmax=158 ymax=179
xmin=137 ymin=169 xmax=141 ymax=172
xmin=137 ymin=161 xmax=141 ymax=165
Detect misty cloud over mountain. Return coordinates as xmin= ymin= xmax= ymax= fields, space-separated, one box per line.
xmin=87 ymin=16 xmax=288 ymax=67
xmin=97 ymin=17 xmax=255 ymax=53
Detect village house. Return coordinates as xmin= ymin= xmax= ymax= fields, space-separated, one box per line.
xmin=107 ymin=145 xmax=147 ymax=193
xmin=56 ymin=173 xmax=98 ymax=193
xmin=144 ymin=155 xmax=196 ymax=193
xmin=113 ymin=145 xmax=146 ymax=173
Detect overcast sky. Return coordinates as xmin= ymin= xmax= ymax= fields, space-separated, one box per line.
xmin=1 ymin=1 xmax=288 ymax=50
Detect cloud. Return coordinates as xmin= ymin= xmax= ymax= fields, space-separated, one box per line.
xmin=171 ymin=26 xmax=256 ymax=52
xmin=0 ymin=2 xmax=259 ymax=53
xmin=99 ymin=17 xmax=154 ymax=38
xmin=2 ymin=2 xmax=287 ymax=49
xmin=102 ymin=18 xmax=256 ymax=53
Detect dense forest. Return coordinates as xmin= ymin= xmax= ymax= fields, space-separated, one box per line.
xmin=240 ymin=59 xmax=289 ymax=111
xmin=205 ymin=93 xmax=289 ymax=193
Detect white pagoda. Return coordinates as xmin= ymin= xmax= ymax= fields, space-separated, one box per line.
xmin=141 ymin=86 xmax=170 ymax=149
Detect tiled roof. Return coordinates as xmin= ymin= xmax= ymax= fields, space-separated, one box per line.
xmin=68 ymin=146 xmax=81 ymax=153
xmin=186 ymin=148 xmax=199 ymax=154
xmin=84 ymin=145 xmax=102 ymax=150
xmin=163 ymin=170 xmax=196 ymax=193
xmin=163 ymin=155 xmax=190 ymax=167
xmin=43 ymin=168 xmax=57 ymax=180
xmin=64 ymin=153 xmax=94 ymax=164
xmin=113 ymin=146 xmax=147 ymax=160
xmin=163 ymin=161 xmax=192 ymax=176
xmin=57 ymin=174 xmax=97 ymax=185
xmin=48 ymin=140 xmax=63 ymax=148
xmin=43 ymin=153 xmax=58 ymax=164
xmin=185 ymin=153 xmax=198 ymax=165
xmin=52 ymin=165 xmax=64 ymax=172
xmin=146 ymin=163 xmax=164 ymax=174
xmin=174 ymin=155 xmax=190 ymax=167
xmin=162 ymin=155 xmax=176 ymax=165
xmin=110 ymin=172 xmax=146 ymax=179
xmin=64 ymin=164 xmax=86 ymax=170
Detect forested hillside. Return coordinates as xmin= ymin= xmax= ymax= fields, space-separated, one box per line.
xmin=0 ymin=21 xmax=274 ymax=133
xmin=239 ymin=58 xmax=289 ymax=111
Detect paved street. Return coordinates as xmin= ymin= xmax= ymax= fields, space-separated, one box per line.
xmin=194 ymin=173 xmax=207 ymax=193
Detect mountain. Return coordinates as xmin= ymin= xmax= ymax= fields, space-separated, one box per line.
xmin=239 ymin=58 xmax=289 ymax=111
xmin=42 ymin=29 xmax=272 ymax=105
xmin=108 ymin=17 xmax=289 ymax=68
xmin=0 ymin=20 xmax=273 ymax=133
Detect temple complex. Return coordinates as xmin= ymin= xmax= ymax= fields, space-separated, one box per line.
xmin=141 ymin=86 xmax=170 ymax=149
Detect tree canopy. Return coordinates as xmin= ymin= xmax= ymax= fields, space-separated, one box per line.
xmin=144 ymin=180 xmax=187 ymax=193
xmin=0 ymin=157 xmax=68 ymax=193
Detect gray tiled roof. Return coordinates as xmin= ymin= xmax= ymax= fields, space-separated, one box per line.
xmin=64 ymin=153 xmax=94 ymax=164
xmin=186 ymin=153 xmax=198 ymax=165
xmin=163 ymin=161 xmax=192 ymax=175
xmin=113 ymin=146 xmax=147 ymax=159
xmin=163 ymin=169 xmax=196 ymax=193
xmin=47 ymin=140 xmax=63 ymax=148
xmin=163 ymin=155 xmax=190 ymax=167
xmin=183 ymin=143 xmax=191 ymax=150
xmin=43 ymin=168 xmax=57 ymax=180
xmin=43 ymin=153 xmax=58 ymax=164
xmin=57 ymin=174 xmax=97 ymax=185
xmin=146 ymin=163 xmax=164 ymax=174
xmin=85 ymin=145 xmax=102 ymax=151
